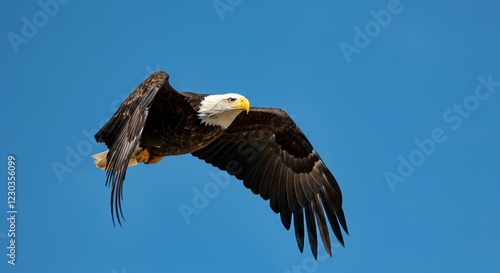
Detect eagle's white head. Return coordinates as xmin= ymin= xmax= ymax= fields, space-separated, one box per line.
xmin=197 ymin=93 xmax=250 ymax=128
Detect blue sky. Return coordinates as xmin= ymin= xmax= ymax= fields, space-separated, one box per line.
xmin=1 ymin=0 xmax=500 ymax=272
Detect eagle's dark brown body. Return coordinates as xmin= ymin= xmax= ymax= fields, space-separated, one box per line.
xmin=94 ymin=71 xmax=348 ymax=259
xmin=141 ymin=89 xmax=225 ymax=156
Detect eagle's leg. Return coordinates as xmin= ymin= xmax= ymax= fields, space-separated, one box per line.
xmin=147 ymin=155 xmax=164 ymax=164
xmin=135 ymin=149 xmax=150 ymax=164
xmin=136 ymin=149 xmax=164 ymax=165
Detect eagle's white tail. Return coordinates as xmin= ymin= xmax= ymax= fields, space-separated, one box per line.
xmin=91 ymin=148 xmax=142 ymax=170
xmin=91 ymin=151 xmax=109 ymax=170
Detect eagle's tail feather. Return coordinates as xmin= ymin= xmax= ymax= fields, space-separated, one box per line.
xmin=91 ymin=148 xmax=142 ymax=170
xmin=91 ymin=151 xmax=108 ymax=170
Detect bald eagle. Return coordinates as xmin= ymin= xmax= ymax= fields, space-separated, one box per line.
xmin=92 ymin=71 xmax=348 ymax=258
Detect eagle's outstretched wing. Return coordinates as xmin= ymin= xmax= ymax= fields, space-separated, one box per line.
xmin=191 ymin=107 xmax=348 ymax=258
xmin=95 ymin=71 xmax=170 ymax=226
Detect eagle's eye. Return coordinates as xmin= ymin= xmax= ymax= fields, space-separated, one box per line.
xmin=227 ymin=98 xmax=236 ymax=103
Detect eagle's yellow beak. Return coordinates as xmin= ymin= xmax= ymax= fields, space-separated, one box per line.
xmin=231 ymin=97 xmax=250 ymax=113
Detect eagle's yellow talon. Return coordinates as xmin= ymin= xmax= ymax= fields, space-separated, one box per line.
xmin=136 ymin=149 xmax=150 ymax=164
xmin=146 ymin=155 xmax=164 ymax=164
